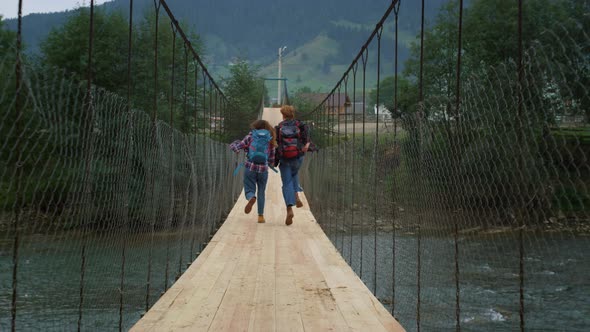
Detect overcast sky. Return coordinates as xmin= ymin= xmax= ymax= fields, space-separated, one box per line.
xmin=1 ymin=1 xmax=112 ymax=19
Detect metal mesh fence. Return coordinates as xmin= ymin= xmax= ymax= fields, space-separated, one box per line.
xmin=0 ymin=0 xmax=241 ymax=330
xmin=299 ymin=1 xmax=589 ymax=331
xmin=0 ymin=59 xmax=240 ymax=331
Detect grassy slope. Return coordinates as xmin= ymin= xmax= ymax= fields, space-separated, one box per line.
xmin=259 ymin=20 xmax=416 ymax=98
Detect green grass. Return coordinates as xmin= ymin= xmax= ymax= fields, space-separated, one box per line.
xmin=551 ymin=127 xmax=590 ymax=143
xmin=330 ymin=19 xmax=416 ymax=48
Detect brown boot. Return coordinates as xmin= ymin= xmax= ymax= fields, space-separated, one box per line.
xmin=244 ymin=197 xmax=256 ymax=214
xmin=257 ymin=215 xmax=265 ymax=223
xmin=285 ymin=206 xmax=294 ymax=226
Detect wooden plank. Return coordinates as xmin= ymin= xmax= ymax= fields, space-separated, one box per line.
xmin=249 ymin=226 xmax=277 ymax=331
xmin=206 ymin=216 xmax=260 ymax=331
xmin=131 ymin=113 xmax=405 ymax=332
xmin=274 ymin=265 xmax=305 ymax=332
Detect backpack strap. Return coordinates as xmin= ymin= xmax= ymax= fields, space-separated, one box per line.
xmin=233 ymin=162 xmax=244 ymax=176
xmin=277 ymin=123 xmax=284 ymax=148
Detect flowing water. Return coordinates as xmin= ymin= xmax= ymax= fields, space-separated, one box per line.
xmin=331 ymin=231 xmax=590 ymax=332
xmin=1 ymin=231 xmax=588 ymax=331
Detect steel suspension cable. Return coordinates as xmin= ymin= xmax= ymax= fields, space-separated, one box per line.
xmin=177 ymin=43 xmax=189 ymax=281
xmin=342 ymin=76 xmax=349 ymax=258
xmin=359 ymin=48 xmax=368 ymax=280
xmin=391 ymin=0 xmax=401 ymax=316
xmin=373 ymin=26 xmax=384 ymax=296
xmin=119 ymin=0 xmax=135 ymax=329
xmin=329 ymin=93 xmax=335 ymax=240
xmin=189 ymin=62 xmax=199 ymax=261
xmin=416 ymin=0 xmax=425 ymax=330
xmin=78 ymin=1 xmax=96 ymax=330
xmin=163 ymin=22 xmax=177 ymax=293
xmin=145 ymin=0 xmax=161 ymax=313
xmin=453 ymin=0 xmax=464 ymax=330
xmin=336 ymin=85 xmax=342 ymax=249
xmin=517 ymin=1 xmax=525 ymax=330
xmin=11 ymin=1 xmax=24 ymax=331
xmin=349 ymin=62 xmax=358 ymax=265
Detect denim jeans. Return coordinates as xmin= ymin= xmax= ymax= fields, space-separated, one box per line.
xmin=279 ymin=156 xmax=303 ymax=207
xmin=244 ymin=168 xmax=268 ymax=215
xmin=293 ymin=155 xmax=304 ymax=193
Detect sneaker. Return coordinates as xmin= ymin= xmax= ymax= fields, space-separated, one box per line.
xmin=244 ymin=197 xmax=256 ymax=214
xmin=258 ymin=215 xmax=265 ymax=223
xmin=285 ymin=206 xmax=294 ymax=226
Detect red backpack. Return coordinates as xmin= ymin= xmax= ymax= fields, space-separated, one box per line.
xmin=277 ymin=120 xmax=302 ymax=159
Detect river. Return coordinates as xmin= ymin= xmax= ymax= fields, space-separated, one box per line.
xmin=1 ymin=231 xmax=588 ymax=331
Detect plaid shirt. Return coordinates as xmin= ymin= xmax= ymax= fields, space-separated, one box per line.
xmin=229 ymin=133 xmax=276 ymax=173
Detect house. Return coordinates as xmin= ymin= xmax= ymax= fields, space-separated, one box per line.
xmin=299 ymin=93 xmax=351 ymax=116
xmin=373 ymin=104 xmax=393 ymax=122
xmin=210 ymin=116 xmax=224 ymax=129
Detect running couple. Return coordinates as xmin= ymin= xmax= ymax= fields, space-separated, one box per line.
xmin=229 ymin=105 xmax=310 ymax=225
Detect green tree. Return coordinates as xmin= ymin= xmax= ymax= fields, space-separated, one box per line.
xmin=29 ymin=7 xmax=206 ymax=226
xmin=40 ymin=7 xmax=204 ymax=131
xmin=401 ymin=0 xmax=572 ymax=119
xmin=291 ymin=86 xmax=316 ymax=116
xmin=403 ymin=1 xmax=460 ymax=120
xmin=222 ymin=59 xmax=264 ymax=141
xmin=396 ymin=0 xmax=587 ymax=223
xmin=131 ymin=10 xmax=203 ymax=129
xmin=368 ymin=75 xmax=418 ymax=118
xmin=0 ymin=15 xmax=16 ymax=57
xmin=553 ymin=0 xmax=590 ymax=121
xmin=463 ymin=0 xmax=569 ymax=70
xmin=40 ymin=8 xmax=129 ymax=93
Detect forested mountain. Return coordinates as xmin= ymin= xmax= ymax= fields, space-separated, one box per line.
xmin=4 ymin=0 xmax=446 ymax=90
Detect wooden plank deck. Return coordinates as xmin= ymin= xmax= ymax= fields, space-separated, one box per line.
xmin=131 ymin=108 xmax=405 ymax=331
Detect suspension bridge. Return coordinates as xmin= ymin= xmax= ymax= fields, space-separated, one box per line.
xmin=2 ymin=0 xmax=589 ymax=331
xmin=131 ymin=108 xmax=403 ymax=332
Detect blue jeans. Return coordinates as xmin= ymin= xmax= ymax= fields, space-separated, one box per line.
xmin=244 ymin=169 xmax=268 ymax=215
xmin=279 ymin=156 xmax=303 ymax=207
xmin=293 ymin=155 xmax=304 ymax=193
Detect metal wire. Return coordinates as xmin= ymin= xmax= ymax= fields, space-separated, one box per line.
xmin=0 ymin=0 xmax=238 ymax=329
xmin=77 ymin=1 xmax=95 ymax=329
xmin=299 ymin=0 xmax=588 ymax=331
xmin=2 ymin=0 xmax=590 ymax=331
xmin=10 ymin=1 xmax=24 ymax=331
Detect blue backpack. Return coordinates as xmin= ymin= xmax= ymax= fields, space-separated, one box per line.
xmin=248 ymin=129 xmax=272 ymax=164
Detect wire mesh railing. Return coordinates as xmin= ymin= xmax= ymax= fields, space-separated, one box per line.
xmin=1 ymin=0 xmax=241 ymax=330
xmin=299 ymin=0 xmax=589 ymax=331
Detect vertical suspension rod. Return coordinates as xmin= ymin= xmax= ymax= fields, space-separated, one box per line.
xmin=517 ymin=0 xmax=525 ymax=331
xmin=391 ymin=0 xmax=401 ymax=316
xmin=11 ymin=1 xmax=24 ymax=330
xmin=359 ymin=48 xmax=369 ymax=280
xmin=146 ymin=0 xmax=161 ymax=312
xmin=178 ymin=44 xmax=189 ymax=280
xmin=416 ymin=0 xmax=425 ymax=330
xmin=373 ymin=26 xmax=383 ymax=296
xmin=453 ymin=0 xmax=464 ymax=330
xmin=119 ymin=0 xmax=134 ymax=329
xmin=164 ymin=22 xmax=178 ymax=292
xmin=78 ymin=1 xmax=96 ymax=330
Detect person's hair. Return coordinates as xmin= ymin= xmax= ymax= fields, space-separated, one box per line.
xmin=250 ymin=119 xmax=278 ymax=147
xmin=280 ymin=105 xmax=295 ymax=119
